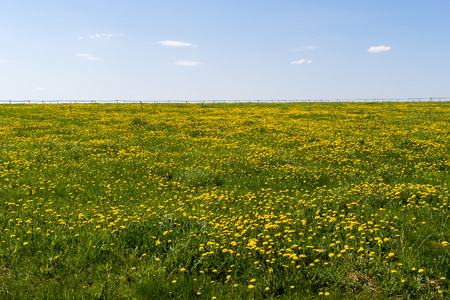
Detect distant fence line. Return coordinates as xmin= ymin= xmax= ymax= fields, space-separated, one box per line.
xmin=0 ymin=97 xmax=450 ymax=105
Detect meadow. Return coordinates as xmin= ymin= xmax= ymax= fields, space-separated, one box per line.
xmin=0 ymin=102 xmax=448 ymax=299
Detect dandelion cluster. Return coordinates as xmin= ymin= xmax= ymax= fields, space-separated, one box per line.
xmin=0 ymin=102 xmax=448 ymax=298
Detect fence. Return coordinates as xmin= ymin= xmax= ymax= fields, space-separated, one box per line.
xmin=0 ymin=97 xmax=449 ymax=105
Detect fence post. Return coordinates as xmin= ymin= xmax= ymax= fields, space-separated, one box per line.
xmin=140 ymin=101 xmax=143 ymax=111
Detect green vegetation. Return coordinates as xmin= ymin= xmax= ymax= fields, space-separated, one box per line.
xmin=0 ymin=102 xmax=448 ymax=299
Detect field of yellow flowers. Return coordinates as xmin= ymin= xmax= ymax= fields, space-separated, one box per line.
xmin=0 ymin=102 xmax=449 ymax=299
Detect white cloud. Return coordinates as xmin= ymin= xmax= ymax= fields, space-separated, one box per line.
xmin=158 ymin=40 xmax=192 ymax=47
xmin=75 ymin=53 xmax=100 ymax=60
xmin=35 ymin=87 xmax=46 ymax=91
xmin=0 ymin=59 xmax=8 ymax=63
xmin=79 ymin=34 xmax=113 ymax=40
xmin=290 ymin=59 xmax=312 ymax=65
xmin=292 ymin=46 xmax=317 ymax=51
xmin=174 ymin=60 xmax=202 ymax=66
xmin=89 ymin=33 xmax=113 ymax=39
xmin=368 ymin=45 xmax=391 ymax=53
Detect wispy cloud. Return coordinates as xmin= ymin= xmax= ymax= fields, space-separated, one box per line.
xmin=368 ymin=45 xmax=391 ymax=53
xmin=292 ymin=46 xmax=317 ymax=51
xmin=75 ymin=53 xmax=100 ymax=60
xmin=290 ymin=59 xmax=312 ymax=65
xmin=90 ymin=33 xmax=113 ymax=39
xmin=79 ymin=33 xmax=113 ymax=40
xmin=174 ymin=60 xmax=202 ymax=66
xmin=158 ymin=40 xmax=192 ymax=47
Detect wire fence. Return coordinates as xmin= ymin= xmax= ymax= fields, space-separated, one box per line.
xmin=0 ymin=97 xmax=449 ymax=105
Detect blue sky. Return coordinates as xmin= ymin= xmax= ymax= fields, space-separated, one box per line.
xmin=1 ymin=0 xmax=449 ymax=101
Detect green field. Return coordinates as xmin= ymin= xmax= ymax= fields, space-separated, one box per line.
xmin=0 ymin=102 xmax=448 ymax=299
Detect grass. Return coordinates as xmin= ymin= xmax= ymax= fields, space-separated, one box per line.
xmin=0 ymin=102 xmax=448 ymax=299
